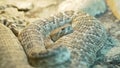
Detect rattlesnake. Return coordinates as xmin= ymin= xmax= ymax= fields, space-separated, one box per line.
xmin=0 ymin=10 xmax=118 ymax=68
xmin=18 ymin=10 xmax=108 ymax=68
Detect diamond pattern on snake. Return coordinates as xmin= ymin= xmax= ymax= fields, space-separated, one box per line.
xmin=19 ymin=10 xmax=108 ymax=68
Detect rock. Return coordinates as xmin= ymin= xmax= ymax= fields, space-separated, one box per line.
xmin=13 ymin=1 xmax=33 ymax=11
xmin=0 ymin=0 xmax=33 ymax=11
xmin=58 ymin=0 xmax=107 ymax=16
xmin=106 ymin=0 xmax=120 ymax=20
xmin=25 ymin=0 xmax=64 ymax=18
xmin=105 ymin=46 xmax=120 ymax=64
xmin=0 ymin=7 xmax=27 ymax=36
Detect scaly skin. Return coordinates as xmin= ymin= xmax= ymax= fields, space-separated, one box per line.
xmin=19 ymin=11 xmax=107 ymax=68
xmin=0 ymin=23 xmax=33 ymax=68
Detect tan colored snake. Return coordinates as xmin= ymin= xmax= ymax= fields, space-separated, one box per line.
xmin=18 ymin=11 xmax=107 ymax=68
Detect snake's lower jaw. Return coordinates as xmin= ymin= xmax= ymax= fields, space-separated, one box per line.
xmin=28 ymin=46 xmax=71 ymax=67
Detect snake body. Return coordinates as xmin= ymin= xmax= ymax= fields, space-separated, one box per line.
xmin=19 ymin=11 xmax=107 ymax=68
xmin=0 ymin=23 xmax=32 ymax=68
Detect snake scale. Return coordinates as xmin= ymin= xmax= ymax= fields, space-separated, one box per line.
xmin=0 ymin=10 xmax=108 ymax=68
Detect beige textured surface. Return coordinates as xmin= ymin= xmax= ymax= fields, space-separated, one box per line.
xmin=0 ymin=23 xmax=32 ymax=68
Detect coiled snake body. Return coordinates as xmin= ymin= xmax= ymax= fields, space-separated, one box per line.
xmin=0 ymin=11 xmax=107 ymax=68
